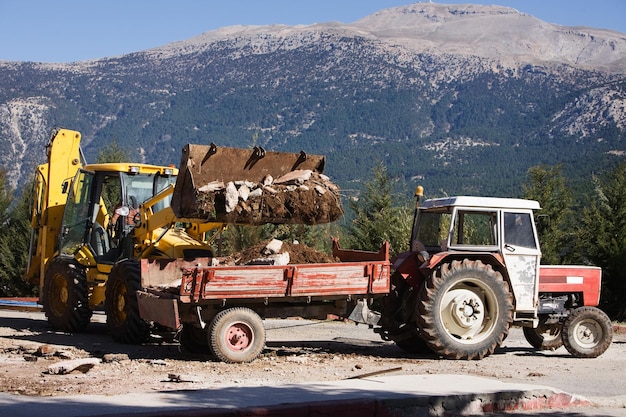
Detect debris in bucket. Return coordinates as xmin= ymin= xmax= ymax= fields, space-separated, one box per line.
xmin=190 ymin=170 xmax=343 ymax=225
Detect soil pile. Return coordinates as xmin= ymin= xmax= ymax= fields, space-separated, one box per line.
xmin=230 ymin=239 xmax=337 ymax=265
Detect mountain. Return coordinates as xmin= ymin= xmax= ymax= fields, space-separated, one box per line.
xmin=1 ymin=3 xmax=625 ymax=198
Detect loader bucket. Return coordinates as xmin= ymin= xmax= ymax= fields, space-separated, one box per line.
xmin=171 ymin=143 xmax=343 ymax=225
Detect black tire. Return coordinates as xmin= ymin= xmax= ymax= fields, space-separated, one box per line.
xmin=380 ymin=272 xmax=431 ymax=354
xmin=523 ymin=319 xmax=563 ymax=351
xmin=104 ymin=260 xmax=150 ymax=344
xmin=418 ymin=259 xmax=513 ymax=360
xmin=179 ymin=324 xmax=210 ymax=354
xmin=42 ymin=257 xmax=92 ymax=332
xmin=562 ymin=306 xmax=613 ymax=358
xmin=395 ymin=332 xmax=432 ymax=354
xmin=208 ymin=307 xmax=265 ymax=363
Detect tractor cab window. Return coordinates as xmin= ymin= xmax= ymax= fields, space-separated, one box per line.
xmin=450 ymin=210 xmax=497 ymax=249
xmin=413 ymin=210 xmax=451 ymax=252
xmin=503 ymin=212 xmax=537 ymax=249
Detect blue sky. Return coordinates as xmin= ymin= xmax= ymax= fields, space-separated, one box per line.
xmin=1 ymin=0 xmax=625 ymax=63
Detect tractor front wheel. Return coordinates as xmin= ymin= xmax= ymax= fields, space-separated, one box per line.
xmin=42 ymin=257 xmax=92 ymax=332
xmin=208 ymin=307 xmax=265 ymax=363
xmin=418 ymin=259 xmax=513 ymax=360
xmin=562 ymin=306 xmax=613 ymax=358
xmin=523 ymin=318 xmax=563 ymax=351
xmin=104 ymin=260 xmax=150 ymax=344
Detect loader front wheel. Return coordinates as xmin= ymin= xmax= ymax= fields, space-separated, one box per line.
xmin=42 ymin=257 xmax=92 ymax=332
xmin=105 ymin=260 xmax=150 ymax=344
xmin=208 ymin=307 xmax=265 ymax=363
xmin=418 ymin=259 xmax=513 ymax=360
xmin=562 ymin=306 xmax=613 ymax=358
xmin=179 ymin=324 xmax=210 ymax=354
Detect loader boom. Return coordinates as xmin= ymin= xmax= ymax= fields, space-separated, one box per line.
xmin=26 ymin=128 xmax=83 ymax=289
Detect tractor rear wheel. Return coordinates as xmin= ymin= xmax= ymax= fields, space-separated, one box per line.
xmin=380 ymin=272 xmax=431 ymax=354
xmin=562 ymin=306 xmax=613 ymax=358
xmin=208 ymin=307 xmax=265 ymax=363
xmin=42 ymin=257 xmax=92 ymax=332
xmin=104 ymin=260 xmax=150 ymax=344
xmin=418 ymin=259 xmax=513 ymax=360
xmin=523 ymin=318 xmax=563 ymax=351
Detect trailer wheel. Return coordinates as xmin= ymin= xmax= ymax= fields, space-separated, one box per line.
xmin=208 ymin=307 xmax=265 ymax=363
xmin=562 ymin=306 xmax=613 ymax=358
xmin=418 ymin=259 xmax=513 ymax=360
xmin=523 ymin=321 xmax=563 ymax=351
xmin=179 ymin=324 xmax=210 ymax=354
xmin=42 ymin=257 xmax=92 ymax=332
xmin=105 ymin=260 xmax=150 ymax=344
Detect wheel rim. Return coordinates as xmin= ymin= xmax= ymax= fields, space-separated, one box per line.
xmin=49 ymin=274 xmax=69 ymax=317
xmin=572 ymin=318 xmax=603 ymax=348
xmin=224 ymin=321 xmax=253 ymax=352
xmin=440 ymin=279 xmax=497 ymax=343
xmin=112 ymin=281 xmax=127 ymax=325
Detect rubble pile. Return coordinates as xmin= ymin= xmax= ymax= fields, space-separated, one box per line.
xmin=193 ymin=170 xmax=343 ymax=225
xmin=225 ymin=239 xmax=338 ymax=266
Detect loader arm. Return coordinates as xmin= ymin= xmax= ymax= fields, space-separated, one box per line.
xmin=132 ymin=184 xmax=223 ymax=256
xmin=25 ymin=128 xmax=84 ymax=289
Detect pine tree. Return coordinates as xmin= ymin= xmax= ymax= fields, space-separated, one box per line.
xmin=522 ymin=164 xmax=574 ymax=264
xmin=95 ymin=139 xmax=131 ymax=163
xmin=345 ymin=162 xmax=411 ymax=256
xmin=576 ymin=163 xmax=626 ymax=318
xmin=0 ymin=171 xmax=36 ymax=296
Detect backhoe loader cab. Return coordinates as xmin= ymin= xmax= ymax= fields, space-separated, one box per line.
xmin=27 ymin=128 xmax=215 ymax=334
xmin=60 ymin=165 xmax=177 ymax=263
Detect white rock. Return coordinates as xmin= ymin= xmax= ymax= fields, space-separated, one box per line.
xmin=314 ymin=185 xmax=327 ymax=195
xmin=198 ymin=181 xmax=225 ymax=192
xmin=275 ymin=169 xmax=312 ymax=185
xmin=249 ymin=188 xmax=263 ymax=198
xmin=225 ymin=182 xmax=238 ymax=212
xmin=263 ymin=239 xmax=283 ymax=255
xmin=238 ymin=184 xmax=250 ymax=201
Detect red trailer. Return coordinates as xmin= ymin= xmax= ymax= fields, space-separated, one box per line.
xmin=136 ymin=239 xmax=391 ymax=362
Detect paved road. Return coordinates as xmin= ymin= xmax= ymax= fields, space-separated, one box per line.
xmin=1 ymin=306 xmax=626 ymax=416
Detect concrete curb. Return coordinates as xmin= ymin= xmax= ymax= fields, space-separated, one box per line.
xmin=0 ymin=375 xmax=591 ymax=417
xmin=94 ymin=392 xmax=590 ymax=417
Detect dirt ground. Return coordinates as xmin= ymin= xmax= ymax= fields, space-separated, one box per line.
xmin=2 ymin=308 xmax=626 ymax=402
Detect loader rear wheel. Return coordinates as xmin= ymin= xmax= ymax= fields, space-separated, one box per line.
xmin=179 ymin=324 xmax=210 ymax=354
xmin=523 ymin=319 xmax=563 ymax=351
xmin=105 ymin=260 xmax=150 ymax=344
xmin=562 ymin=306 xmax=613 ymax=358
xmin=208 ymin=307 xmax=265 ymax=363
xmin=418 ymin=259 xmax=513 ymax=360
xmin=42 ymin=257 xmax=92 ymax=332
